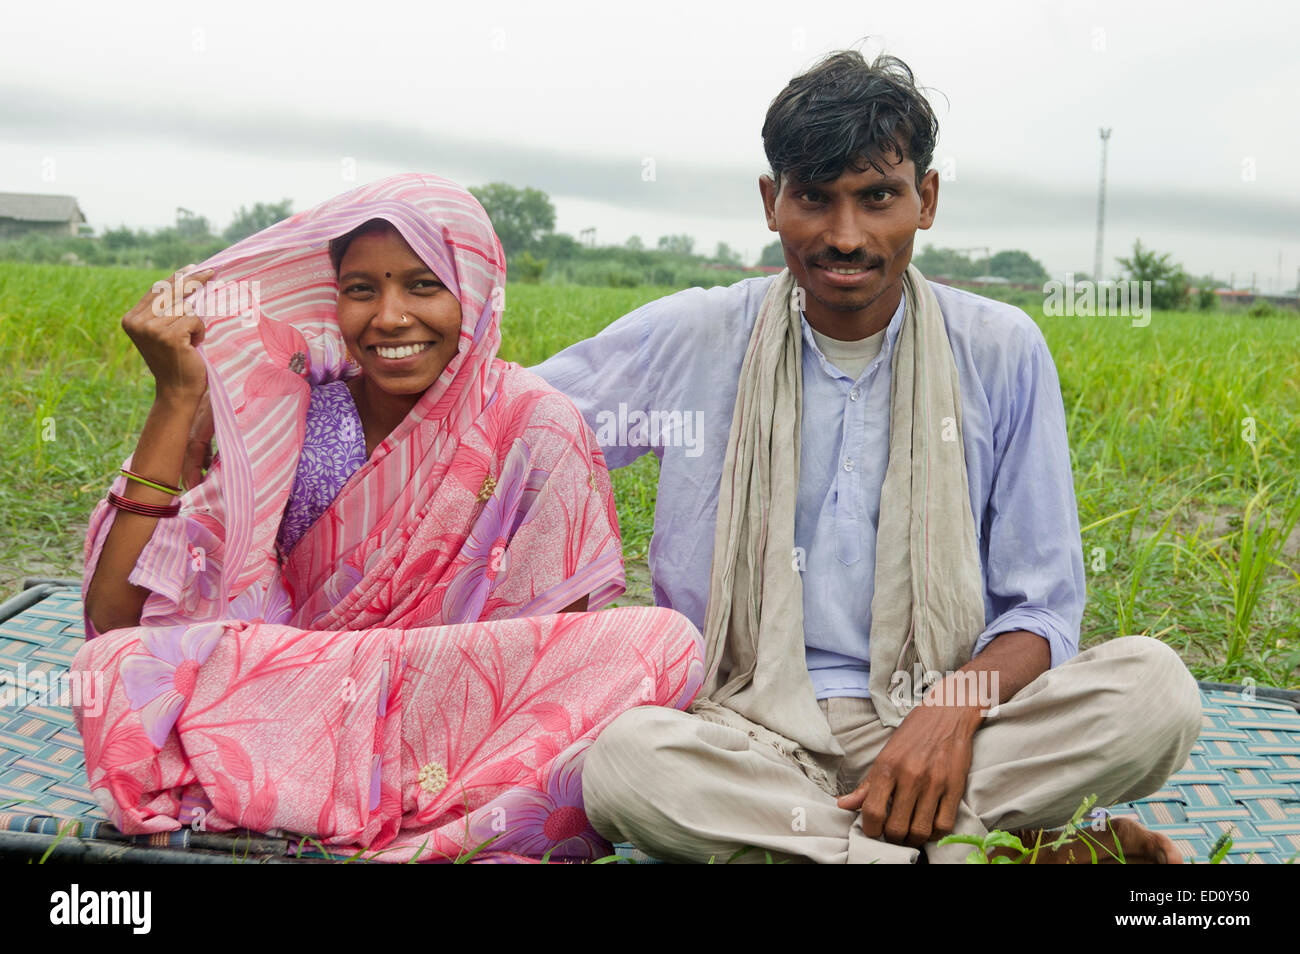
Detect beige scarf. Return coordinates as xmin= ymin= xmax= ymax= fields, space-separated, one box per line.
xmin=689 ymin=265 xmax=986 ymax=794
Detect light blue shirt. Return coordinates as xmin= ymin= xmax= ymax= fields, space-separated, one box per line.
xmin=532 ymin=275 xmax=1085 ymax=698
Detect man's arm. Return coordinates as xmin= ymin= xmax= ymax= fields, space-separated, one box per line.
xmin=957 ymin=629 xmax=1051 ymax=708
xmin=839 ymin=321 xmax=1085 ymax=846
xmin=970 ymin=324 xmax=1086 ymax=667
xmin=530 ymin=305 xmax=658 ymax=472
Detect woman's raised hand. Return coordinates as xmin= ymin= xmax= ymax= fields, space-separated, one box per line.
xmin=122 ymin=266 xmax=216 ymax=401
xmin=87 ymin=265 xmax=218 ymax=634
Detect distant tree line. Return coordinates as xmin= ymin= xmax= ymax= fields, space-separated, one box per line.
xmin=0 ymin=184 xmax=759 ymax=289
xmin=910 ymin=245 xmax=1050 ymax=283
xmin=0 ymin=200 xmax=294 ymax=270
xmin=467 ymin=183 xmax=757 ymax=288
xmin=0 ymin=183 xmax=1243 ymax=309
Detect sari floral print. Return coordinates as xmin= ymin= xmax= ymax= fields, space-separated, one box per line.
xmin=73 ymin=174 xmax=703 ymax=861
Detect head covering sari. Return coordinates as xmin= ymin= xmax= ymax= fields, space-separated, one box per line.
xmin=72 ymin=174 xmax=704 ymax=861
xmin=103 ymin=171 xmax=625 ymax=630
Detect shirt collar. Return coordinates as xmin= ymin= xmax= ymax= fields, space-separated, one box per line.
xmin=799 ymin=288 xmax=907 ymax=381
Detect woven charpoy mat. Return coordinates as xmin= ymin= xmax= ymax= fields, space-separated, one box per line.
xmin=1110 ymin=685 xmax=1300 ymax=864
xmin=3 ymin=585 xmax=1298 ymax=863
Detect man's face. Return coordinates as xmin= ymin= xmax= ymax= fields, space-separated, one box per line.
xmin=759 ymin=156 xmax=938 ymax=335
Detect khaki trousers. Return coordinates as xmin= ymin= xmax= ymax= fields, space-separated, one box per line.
xmin=582 ymin=635 xmax=1203 ymax=863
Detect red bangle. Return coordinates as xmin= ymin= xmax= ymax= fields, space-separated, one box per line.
xmin=108 ymin=491 xmax=181 ymax=518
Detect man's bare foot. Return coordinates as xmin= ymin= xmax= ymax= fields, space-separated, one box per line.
xmin=996 ymin=817 xmax=1183 ymax=864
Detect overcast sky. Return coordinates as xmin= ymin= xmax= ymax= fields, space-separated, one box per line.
xmin=3 ymin=0 xmax=1297 ymax=289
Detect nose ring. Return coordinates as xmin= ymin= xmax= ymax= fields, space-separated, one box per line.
xmin=401 ymin=313 xmax=410 ymax=324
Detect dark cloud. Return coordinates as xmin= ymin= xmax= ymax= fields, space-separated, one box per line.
xmin=3 ymin=84 xmax=1296 ymax=241
xmin=0 ymin=84 xmax=758 ymax=216
xmin=936 ymin=178 xmax=1299 ymax=240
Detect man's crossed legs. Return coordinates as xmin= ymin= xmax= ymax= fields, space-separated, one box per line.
xmin=583 ymin=635 xmax=1203 ymax=863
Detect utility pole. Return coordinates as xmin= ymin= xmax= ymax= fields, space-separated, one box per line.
xmin=1094 ymin=128 xmax=1112 ymax=282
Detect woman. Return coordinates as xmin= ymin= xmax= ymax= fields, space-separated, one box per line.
xmin=73 ymin=173 xmax=703 ymax=861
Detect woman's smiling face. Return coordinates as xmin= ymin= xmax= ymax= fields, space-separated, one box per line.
xmin=335 ymin=223 xmax=462 ymax=397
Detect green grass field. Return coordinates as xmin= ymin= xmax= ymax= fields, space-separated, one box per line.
xmin=2 ymin=261 xmax=1296 ymax=687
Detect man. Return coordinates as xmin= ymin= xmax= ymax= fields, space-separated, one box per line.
xmin=531 ymin=49 xmax=1202 ymax=863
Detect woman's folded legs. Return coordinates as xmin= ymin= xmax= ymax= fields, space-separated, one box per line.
xmin=72 ymin=605 xmax=705 ymax=861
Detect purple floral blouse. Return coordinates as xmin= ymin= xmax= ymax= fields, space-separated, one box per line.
xmin=276 ymin=380 xmax=367 ymax=555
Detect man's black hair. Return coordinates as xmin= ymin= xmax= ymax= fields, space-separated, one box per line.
xmin=762 ymin=50 xmax=940 ymax=192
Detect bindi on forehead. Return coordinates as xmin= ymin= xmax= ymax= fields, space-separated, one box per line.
xmin=385 ymin=272 xmax=391 ymax=278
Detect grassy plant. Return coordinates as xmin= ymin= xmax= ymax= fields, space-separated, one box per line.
xmin=937 ymin=828 xmax=1031 ymax=864
xmin=940 ymin=799 xmax=1257 ymax=865
xmin=1038 ymin=302 xmax=1299 ymax=686
xmin=939 ymin=795 xmax=1131 ymax=864
xmin=1195 ymin=487 xmax=1300 ymax=671
xmin=708 ymin=845 xmax=785 ymax=864
xmin=1207 ymin=829 xmax=1234 ymax=864
xmin=35 ymin=819 xmax=77 ymax=864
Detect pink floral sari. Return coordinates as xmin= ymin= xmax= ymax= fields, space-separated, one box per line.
xmin=73 ymin=174 xmax=704 ymax=861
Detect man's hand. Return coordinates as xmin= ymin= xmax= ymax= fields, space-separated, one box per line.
xmin=837 ymin=630 xmax=1050 ymax=848
xmin=836 ymin=687 xmax=983 ymax=846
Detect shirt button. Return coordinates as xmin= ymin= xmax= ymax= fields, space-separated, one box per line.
xmin=849 ymin=388 xmax=860 ymax=401
xmin=843 ymin=459 xmax=854 ymax=472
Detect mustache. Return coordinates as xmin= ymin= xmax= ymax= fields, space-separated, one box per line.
xmin=809 ymin=251 xmax=884 ymax=269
